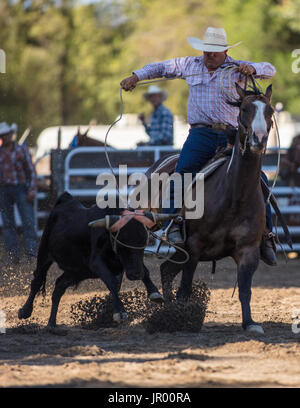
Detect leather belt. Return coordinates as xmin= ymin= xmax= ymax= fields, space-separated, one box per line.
xmin=190 ymin=123 xmax=236 ymax=131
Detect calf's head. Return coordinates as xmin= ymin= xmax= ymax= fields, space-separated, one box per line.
xmin=89 ymin=211 xmax=177 ymax=281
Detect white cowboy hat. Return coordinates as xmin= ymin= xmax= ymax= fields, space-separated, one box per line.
xmin=188 ymin=27 xmax=242 ymax=52
xmin=143 ymin=85 xmax=168 ymax=101
xmin=0 ymin=122 xmax=18 ymax=136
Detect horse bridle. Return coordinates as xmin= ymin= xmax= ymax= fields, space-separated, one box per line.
xmin=237 ymin=79 xmax=273 ymax=155
xmin=238 ymin=111 xmax=255 ymax=155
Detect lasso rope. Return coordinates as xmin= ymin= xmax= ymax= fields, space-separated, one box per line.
xmin=104 ymin=62 xmax=241 ymax=199
xmin=102 ymin=64 xmax=282 ymax=263
xmin=109 ymin=223 xmax=191 ymax=264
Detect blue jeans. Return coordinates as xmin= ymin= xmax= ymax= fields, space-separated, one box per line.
xmin=0 ymin=185 xmax=38 ymax=261
xmin=165 ymin=127 xmax=273 ymax=231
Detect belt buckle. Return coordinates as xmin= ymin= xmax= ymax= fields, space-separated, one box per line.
xmin=213 ymin=123 xmax=227 ymax=130
xmin=211 ymin=123 xmax=222 ymax=130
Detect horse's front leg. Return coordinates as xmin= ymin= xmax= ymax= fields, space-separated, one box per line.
xmin=234 ymin=246 xmax=264 ymax=334
xmin=176 ymin=256 xmax=198 ymax=301
xmin=160 ymin=259 xmax=182 ymax=302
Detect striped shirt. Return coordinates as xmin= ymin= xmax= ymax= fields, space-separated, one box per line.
xmin=134 ymin=55 xmax=276 ymax=127
xmin=143 ymin=104 xmax=174 ymax=145
xmin=0 ymin=142 xmax=37 ymax=194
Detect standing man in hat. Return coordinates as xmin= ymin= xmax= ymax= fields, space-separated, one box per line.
xmin=120 ymin=27 xmax=277 ymax=266
xmin=138 ymin=85 xmax=174 ymax=146
xmin=0 ymin=122 xmax=38 ymax=265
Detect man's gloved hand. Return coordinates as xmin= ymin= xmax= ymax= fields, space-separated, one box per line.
xmin=238 ymin=63 xmax=256 ymax=76
xmin=120 ymin=74 xmax=139 ymax=91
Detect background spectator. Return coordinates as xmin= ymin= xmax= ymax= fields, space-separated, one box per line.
xmin=138 ymin=85 xmax=174 ymax=146
xmin=0 ymin=122 xmax=38 ymax=265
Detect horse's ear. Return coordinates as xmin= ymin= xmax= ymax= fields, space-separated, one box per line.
xmin=83 ymin=126 xmax=90 ymax=137
xmin=235 ymin=82 xmax=246 ymax=99
xmin=265 ymin=84 xmax=272 ymax=101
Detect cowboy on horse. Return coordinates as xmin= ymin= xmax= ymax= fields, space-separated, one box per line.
xmin=121 ymin=27 xmax=277 ymax=266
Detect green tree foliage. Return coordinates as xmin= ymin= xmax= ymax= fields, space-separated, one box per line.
xmin=0 ymin=0 xmax=299 ymax=145
xmin=119 ymin=0 xmax=221 ymax=118
xmin=219 ymin=0 xmax=300 ymax=114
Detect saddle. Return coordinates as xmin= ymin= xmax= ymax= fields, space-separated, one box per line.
xmin=151 ymin=148 xmax=293 ymax=249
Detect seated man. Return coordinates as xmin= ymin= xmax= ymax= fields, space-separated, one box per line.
xmin=121 ymin=27 xmax=277 ymax=266
xmin=138 ymin=85 xmax=174 ymax=146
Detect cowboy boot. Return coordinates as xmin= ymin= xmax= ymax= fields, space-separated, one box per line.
xmin=223 ymin=146 xmax=233 ymax=156
xmin=166 ymin=223 xmax=184 ymax=245
xmin=260 ymin=229 xmax=277 ymax=266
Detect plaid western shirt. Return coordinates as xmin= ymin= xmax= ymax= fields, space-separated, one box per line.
xmin=134 ymin=55 xmax=276 ymax=127
xmin=0 ymin=142 xmax=37 ymax=194
xmin=143 ymin=104 xmax=174 ymax=145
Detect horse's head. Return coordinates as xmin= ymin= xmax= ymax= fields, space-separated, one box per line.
xmin=231 ymin=83 xmax=274 ymax=153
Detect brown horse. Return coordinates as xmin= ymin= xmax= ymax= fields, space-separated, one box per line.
xmin=74 ymin=126 xmax=111 ymax=147
xmin=280 ymin=134 xmax=300 ymax=225
xmin=280 ymin=134 xmax=300 ymax=187
xmin=146 ymin=83 xmax=274 ymax=334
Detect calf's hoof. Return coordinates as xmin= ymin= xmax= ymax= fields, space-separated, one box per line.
xmin=149 ymin=292 xmax=164 ymax=304
xmin=246 ymin=324 xmax=264 ymax=334
xmin=18 ymin=306 xmax=33 ymax=320
xmin=113 ymin=312 xmax=128 ymax=322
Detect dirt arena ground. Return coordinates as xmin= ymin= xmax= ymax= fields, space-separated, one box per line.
xmin=0 ymin=254 xmax=299 ymax=388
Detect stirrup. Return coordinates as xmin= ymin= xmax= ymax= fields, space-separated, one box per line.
xmin=263 ymin=231 xmax=277 ymax=253
xmin=162 ymin=219 xmax=174 ymax=241
xmin=166 ymin=224 xmax=184 ymax=245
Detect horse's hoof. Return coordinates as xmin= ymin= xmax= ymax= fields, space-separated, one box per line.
xmin=18 ymin=306 xmax=32 ymax=319
xmin=246 ymin=324 xmax=264 ymax=334
xmin=149 ymin=292 xmax=164 ymax=304
xmin=113 ymin=312 xmax=128 ymax=322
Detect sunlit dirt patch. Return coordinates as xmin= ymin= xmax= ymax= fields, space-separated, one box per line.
xmin=55 ymin=345 xmax=105 ymax=357
xmin=70 ymin=281 xmax=210 ymax=333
